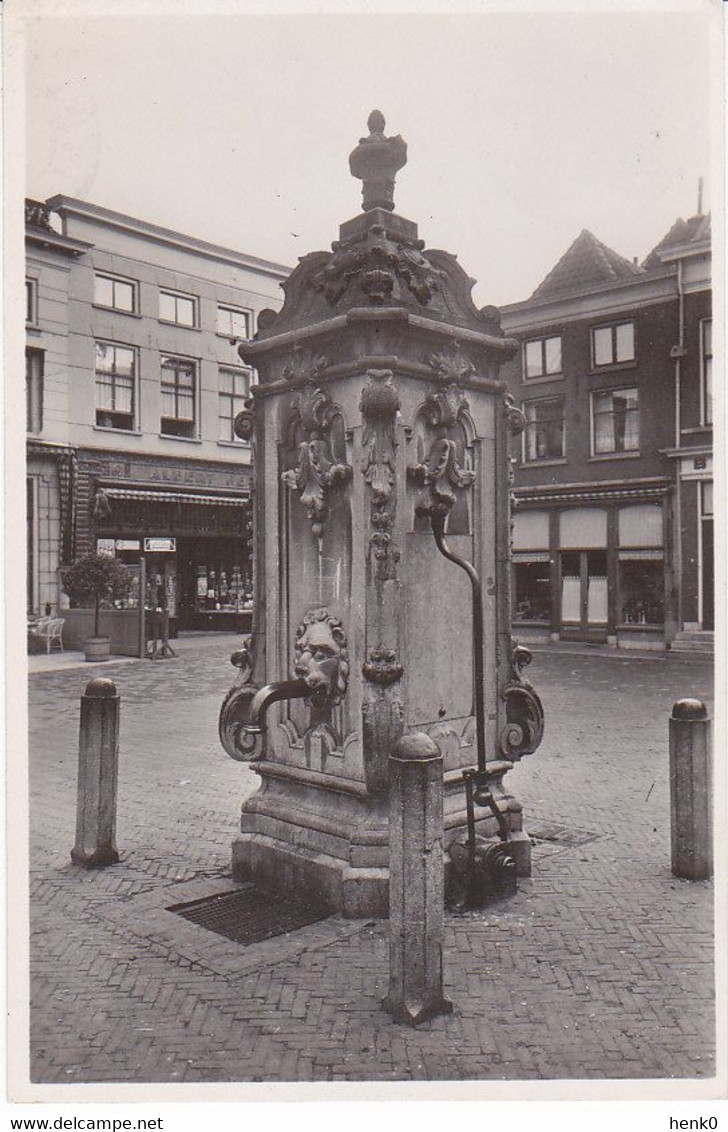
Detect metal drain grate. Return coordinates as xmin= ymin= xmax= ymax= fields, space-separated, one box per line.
xmin=528 ymin=821 xmax=599 ymax=848
xmin=167 ymin=883 xmax=331 ymax=946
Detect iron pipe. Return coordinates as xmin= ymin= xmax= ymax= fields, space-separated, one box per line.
xmin=245 ymin=678 xmax=312 ymax=735
xmin=430 ymin=512 xmax=487 ymax=774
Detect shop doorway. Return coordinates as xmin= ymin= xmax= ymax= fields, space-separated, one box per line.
xmin=559 ymin=549 xmax=608 ymax=642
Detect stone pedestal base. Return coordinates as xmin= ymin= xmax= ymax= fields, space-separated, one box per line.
xmin=232 ymin=766 xmax=390 ymax=917
xmin=233 ymin=762 xmax=530 ymax=918
xmin=232 ymin=835 xmax=389 ymax=919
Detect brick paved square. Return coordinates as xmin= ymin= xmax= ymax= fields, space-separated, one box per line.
xmin=22 ymin=640 xmax=716 ymax=1088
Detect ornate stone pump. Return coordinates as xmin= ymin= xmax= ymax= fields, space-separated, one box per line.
xmin=219 ymin=113 xmax=543 ymax=917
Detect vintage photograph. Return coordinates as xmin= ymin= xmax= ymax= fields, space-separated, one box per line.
xmin=8 ymin=0 xmax=723 ymax=1104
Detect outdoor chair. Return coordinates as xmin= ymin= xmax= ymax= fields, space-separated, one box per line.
xmin=27 ymin=616 xmax=65 ymax=655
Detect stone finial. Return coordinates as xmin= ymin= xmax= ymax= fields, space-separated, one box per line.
xmin=349 ymin=110 xmax=407 ymax=212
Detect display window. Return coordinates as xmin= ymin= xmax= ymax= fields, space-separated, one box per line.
xmin=193 ymin=556 xmax=252 ymax=615
xmin=617 ymin=503 xmax=664 ymax=627
xmin=513 ymin=554 xmax=551 ymax=622
xmin=618 ymin=552 xmax=664 ymax=625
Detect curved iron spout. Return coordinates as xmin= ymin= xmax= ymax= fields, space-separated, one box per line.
xmin=430 ymin=512 xmax=486 ymax=774
xmin=245 ymin=678 xmax=312 ymax=736
xmin=246 ymin=656 xmax=344 ymax=735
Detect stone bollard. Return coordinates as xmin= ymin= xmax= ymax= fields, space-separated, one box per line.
xmin=71 ymin=678 xmax=121 ymax=868
xmin=669 ymin=698 xmax=712 ymax=880
xmin=383 ymin=732 xmax=452 ymax=1026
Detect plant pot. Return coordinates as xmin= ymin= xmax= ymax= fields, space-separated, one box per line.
xmin=84 ymin=636 xmax=111 ymax=662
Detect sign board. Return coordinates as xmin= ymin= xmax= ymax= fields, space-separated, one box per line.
xmin=115 ymin=539 xmax=141 ymax=551
xmin=96 ymin=538 xmax=115 ymax=557
xmin=144 ymin=537 xmax=176 ymax=553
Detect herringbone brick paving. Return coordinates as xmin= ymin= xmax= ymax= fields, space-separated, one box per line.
xmin=26 ymin=641 xmax=715 ymax=1083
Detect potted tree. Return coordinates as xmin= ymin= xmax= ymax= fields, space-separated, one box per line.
xmin=61 ymin=553 xmax=133 ymax=662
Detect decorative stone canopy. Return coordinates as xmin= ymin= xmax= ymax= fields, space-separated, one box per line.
xmin=248 ymin=112 xmax=515 ymax=350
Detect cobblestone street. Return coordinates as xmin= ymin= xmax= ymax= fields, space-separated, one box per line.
xmin=24 ymin=640 xmax=716 ymax=1087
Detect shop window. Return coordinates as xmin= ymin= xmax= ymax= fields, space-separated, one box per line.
xmin=523 ymin=397 xmax=565 ymax=461
xmin=701 ymin=319 xmax=712 ymax=425
xmin=159 ymin=289 xmax=197 ymax=327
xmin=524 ymin=335 xmax=562 ymax=379
xmin=618 ymin=503 xmax=662 ymax=548
xmin=95 ymin=342 xmax=136 ymax=430
xmin=26 ymin=349 xmax=44 ymax=434
xmin=513 ymin=509 xmax=550 ymax=551
xmin=194 ymin=559 xmax=252 ymax=615
xmin=160 ymin=355 xmax=196 ymax=438
xmin=218 ymin=367 xmax=251 ymax=443
xmin=560 ymin=507 xmax=607 ymax=548
xmin=26 ymin=278 xmax=38 ymax=324
xmin=94 ymin=273 xmax=136 ymax=313
xmin=701 ymin=480 xmax=713 ymax=518
xmin=592 ymin=321 xmax=635 ymax=367
xmin=513 ymin=554 xmax=551 ymax=622
xmin=592 ymin=387 xmax=639 ymax=454
xmin=217 ymin=305 xmax=250 ymax=340
xmin=618 ymin=553 xmax=664 ymax=625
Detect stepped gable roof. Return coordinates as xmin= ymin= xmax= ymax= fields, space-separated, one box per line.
xmin=642 ymin=213 xmax=711 ymax=268
xmin=531 ymin=229 xmax=645 ymax=300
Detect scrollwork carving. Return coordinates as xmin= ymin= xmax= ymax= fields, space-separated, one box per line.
xmin=499 ymin=639 xmax=545 ymax=759
xmin=233 ymin=395 xmax=256 ymax=444
xmin=408 ymin=384 xmax=475 ymax=521
xmin=281 ymin=363 xmax=352 ymax=540
xmin=504 ymin=392 xmax=526 ymax=436
xmin=420 ymin=382 xmax=472 ymax=432
xmin=219 ymin=636 xmax=261 ymax=762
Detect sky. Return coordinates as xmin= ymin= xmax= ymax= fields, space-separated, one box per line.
xmin=19 ymin=1 xmax=718 ymax=307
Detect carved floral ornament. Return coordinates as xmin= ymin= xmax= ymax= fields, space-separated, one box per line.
xmin=311 ymin=228 xmax=446 ymax=309
xmin=428 ymin=342 xmax=475 ymax=386
xmin=407 ymin=383 xmax=475 ymax=521
xmin=280 ymin=352 xmax=352 ymax=540
xmin=362 ymin=646 xmax=403 ymax=687
xmin=360 ymin=369 xmax=400 ymax=580
xmin=360 ymin=370 xmax=399 ymax=502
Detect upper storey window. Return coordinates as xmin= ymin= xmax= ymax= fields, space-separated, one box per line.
xmin=592 ymin=321 xmax=635 ymax=367
xmin=95 ymin=342 xmax=136 ymax=431
xmin=95 ymin=273 xmax=136 ymax=314
xmin=161 ymin=354 xmax=197 ymax=438
xmin=524 ymin=335 xmax=562 ymax=379
xmin=26 ymin=278 xmax=38 ymax=324
xmin=159 ymin=289 xmax=197 ymax=328
xmin=217 ymin=305 xmax=250 ymax=340
xmin=592 ymin=387 xmax=639 ymax=454
xmin=701 ymin=319 xmax=712 ymax=425
xmin=523 ymin=397 xmax=565 ymax=461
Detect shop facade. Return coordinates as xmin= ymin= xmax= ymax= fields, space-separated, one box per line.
xmin=76 ymin=449 xmax=253 ymax=633
xmin=512 ymin=480 xmax=671 ymax=650
xmin=25 ymin=194 xmax=288 ymax=631
xmin=500 ymin=213 xmax=711 ymax=652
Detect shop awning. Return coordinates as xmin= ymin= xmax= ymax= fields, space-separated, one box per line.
xmin=104 ymin=487 xmax=250 ymax=507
